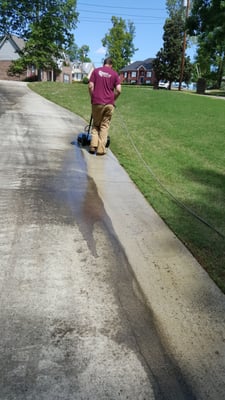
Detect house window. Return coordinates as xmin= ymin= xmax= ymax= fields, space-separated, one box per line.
xmin=124 ymin=72 xmax=127 ymax=78
xmin=63 ymin=74 xmax=70 ymax=83
xmin=131 ymin=71 xmax=136 ymax=77
xmin=73 ymin=73 xmax=82 ymax=80
xmin=147 ymin=72 xmax=151 ymax=77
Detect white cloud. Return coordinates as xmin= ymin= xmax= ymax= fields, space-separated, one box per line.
xmin=96 ymin=47 xmax=106 ymax=55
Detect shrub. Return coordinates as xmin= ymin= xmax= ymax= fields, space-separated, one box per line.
xmin=83 ymin=76 xmax=89 ymax=84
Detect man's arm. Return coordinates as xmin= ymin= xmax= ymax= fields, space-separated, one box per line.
xmin=88 ymin=81 xmax=94 ymax=97
xmin=114 ymin=84 xmax=121 ymax=101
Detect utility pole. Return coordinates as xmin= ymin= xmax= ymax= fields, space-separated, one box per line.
xmin=178 ymin=0 xmax=190 ymax=91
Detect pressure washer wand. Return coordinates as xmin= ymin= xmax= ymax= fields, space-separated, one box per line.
xmin=86 ymin=114 xmax=93 ymax=134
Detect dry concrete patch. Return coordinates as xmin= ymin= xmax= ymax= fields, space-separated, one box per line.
xmin=84 ymin=149 xmax=225 ymax=400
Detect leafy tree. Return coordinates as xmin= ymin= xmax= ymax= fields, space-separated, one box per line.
xmin=66 ymin=42 xmax=79 ymax=62
xmin=187 ymin=0 xmax=225 ymax=88
xmin=166 ymin=0 xmax=184 ymax=16
xmin=0 ymin=0 xmax=25 ymax=35
xmin=0 ymin=0 xmax=78 ymax=40
xmin=102 ymin=16 xmax=138 ymax=72
xmin=77 ymin=45 xmax=91 ymax=62
xmin=153 ymin=12 xmax=193 ymax=88
xmin=7 ymin=57 xmax=26 ymax=78
xmin=0 ymin=0 xmax=78 ymax=79
xmin=66 ymin=43 xmax=91 ymax=62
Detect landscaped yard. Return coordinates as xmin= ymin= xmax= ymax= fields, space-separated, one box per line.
xmin=29 ymin=82 xmax=225 ymax=293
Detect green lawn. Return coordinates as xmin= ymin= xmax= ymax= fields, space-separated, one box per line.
xmin=29 ymin=82 xmax=225 ymax=293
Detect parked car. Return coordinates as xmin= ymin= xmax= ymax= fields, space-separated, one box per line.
xmin=158 ymin=80 xmax=170 ymax=89
xmin=187 ymin=82 xmax=197 ymax=91
xmin=171 ymin=82 xmax=188 ymax=89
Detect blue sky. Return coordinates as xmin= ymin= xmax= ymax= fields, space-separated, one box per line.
xmin=74 ymin=0 xmax=196 ymax=67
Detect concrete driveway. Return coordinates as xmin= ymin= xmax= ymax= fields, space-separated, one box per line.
xmin=0 ymin=80 xmax=225 ymax=400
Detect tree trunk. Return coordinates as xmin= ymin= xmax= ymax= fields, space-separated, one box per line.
xmin=196 ymin=78 xmax=206 ymax=94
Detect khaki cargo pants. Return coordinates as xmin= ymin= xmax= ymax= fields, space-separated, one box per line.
xmin=90 ymin=104 xmax=114 ymax=154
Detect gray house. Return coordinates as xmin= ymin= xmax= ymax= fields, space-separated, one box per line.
xmin=0 ymin=34 xmax=26 ymax=80
xmin=0 ymin=34 xmax=73 ymax=82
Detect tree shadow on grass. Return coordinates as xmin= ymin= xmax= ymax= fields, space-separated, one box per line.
xmin=183 ymin=167 xmax=225 ymax=228
xmin=169 ymin=167 xmax=225 ymax=293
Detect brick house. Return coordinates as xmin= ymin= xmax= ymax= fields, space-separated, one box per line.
xmin=120 ymin=58 xmax=156 ymax=85
xmin=0 ymin=34 xmax=27 ymax=80
xmin=0 ymin=34 xmax=72 ymax=82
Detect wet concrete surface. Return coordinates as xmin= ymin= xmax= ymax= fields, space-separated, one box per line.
xmin=0 ymin=81 xmax=225 ymax=400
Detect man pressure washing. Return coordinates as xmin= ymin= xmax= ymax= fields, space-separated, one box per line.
xmin=88 ymin=57 xmax=121 ymax=155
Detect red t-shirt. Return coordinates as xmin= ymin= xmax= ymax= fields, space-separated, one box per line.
xmin=89 ymin=66 xmax=120 ymax=105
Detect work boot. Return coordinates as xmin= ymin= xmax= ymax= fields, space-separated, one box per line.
xmin=89 ymin=146 xmax=97 ymax=154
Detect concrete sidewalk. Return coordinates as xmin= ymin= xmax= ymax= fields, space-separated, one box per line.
xmin=82 ymin=147 xmax=225 ymax=400
xmin=2 ymin=79 xmax=223 ymax=398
